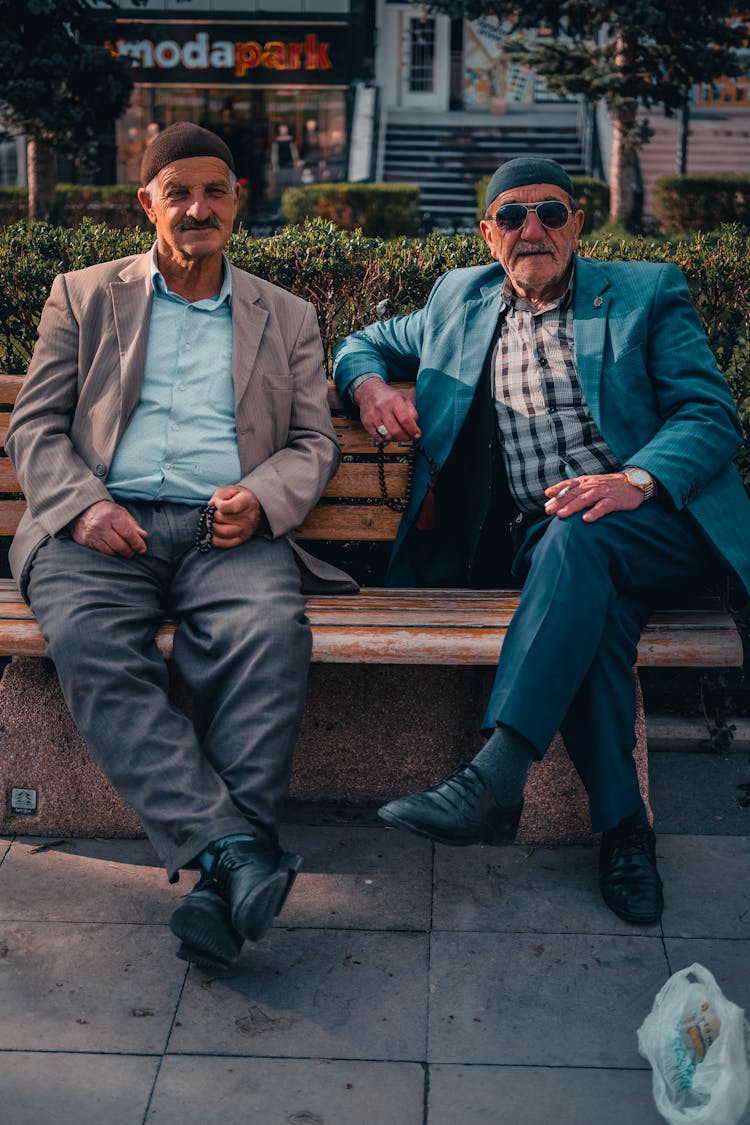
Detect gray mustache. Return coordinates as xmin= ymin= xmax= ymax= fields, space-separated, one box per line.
xmin=178 ymin=217 xmax=221 ymax=231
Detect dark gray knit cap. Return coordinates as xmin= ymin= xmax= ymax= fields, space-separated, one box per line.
xmin=484 ymin=157 xmax=575 ymax=209
xmin=140 ymin=122 xmax=235 ymax=186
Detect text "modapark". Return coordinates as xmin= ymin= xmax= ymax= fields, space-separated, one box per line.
xmin=114 ymin=31 xmax=333 ymax=76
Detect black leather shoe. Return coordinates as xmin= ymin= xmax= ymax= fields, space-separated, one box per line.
xmin=377 ymin=763 xmax=523 ymax=846
xmin=599 ymin=820 xmax=663 ymax=924
xmin=170 ymin=874 xmax=244 ymax=973
xmin=204 ymin=836 xmax=302 ymax=943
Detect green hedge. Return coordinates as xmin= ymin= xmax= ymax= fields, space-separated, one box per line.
xmin=1 ymin=217 xmax=747 ymax=488
xmin=0 ymin=184 xmax=150 ymax=229
xmin=652 ymin=175 xmax=750 ymax=234
xmin=0 ymin=182 xmax=255 ymax=229
xmin=475 ymin=175 xmax=610 ymax=235
xmin=281 ymin=182 xmax=422 ymax=237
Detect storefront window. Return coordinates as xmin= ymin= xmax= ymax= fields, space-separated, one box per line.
xmin=116 ymin=86 xmax=347 ymax=219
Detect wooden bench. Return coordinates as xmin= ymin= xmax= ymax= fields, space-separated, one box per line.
xmin=0 ymin=373 xmax=744 ymax=841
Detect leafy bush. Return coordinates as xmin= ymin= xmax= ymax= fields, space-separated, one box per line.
xmin=0 ymin=219 xmax=152 ymax=371
xmin=1 ymin=218 xmax=747 ymax=493
xmin=475 ymin=174 xmax=610 ymax=235
xmin=0 ymin=185 xmax=150 ymax=229
xmin=652 ymin=175 xmax=750 ymax=234
xmin=281 ymin=183 xmax=422 ymax=237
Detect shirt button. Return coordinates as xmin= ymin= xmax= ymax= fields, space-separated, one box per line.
xmin=537 ymin=354 xmax=547 ymax=367
xmin=171 ymin=423 xmax=180 ymax=431
xmin=94 ymin=463 xmax=107 ymax=477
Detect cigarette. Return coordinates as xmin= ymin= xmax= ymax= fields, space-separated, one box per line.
xmin=545 ymin=486 xmax=571 ymax=508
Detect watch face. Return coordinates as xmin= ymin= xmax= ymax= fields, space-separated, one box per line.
xmin=627 ymin=469 xmax=652 ymax=487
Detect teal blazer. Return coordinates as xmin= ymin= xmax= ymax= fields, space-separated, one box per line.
xmin=333 ymin=256 xmax=750 ymax=594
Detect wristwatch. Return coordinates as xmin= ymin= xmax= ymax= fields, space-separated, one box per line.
xmin=623 ymin=466 xmax=657 ymax=502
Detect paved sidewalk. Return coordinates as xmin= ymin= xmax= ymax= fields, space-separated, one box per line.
xmin=0 ymin=807 xmax=748 ymax=1123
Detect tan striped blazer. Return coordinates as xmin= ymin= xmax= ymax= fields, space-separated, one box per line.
xmin=7 ymin=250 xmax=357 ymax=598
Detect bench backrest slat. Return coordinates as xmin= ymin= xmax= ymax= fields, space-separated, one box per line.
xmin=0 ymin=375 xmax=414 ymax=543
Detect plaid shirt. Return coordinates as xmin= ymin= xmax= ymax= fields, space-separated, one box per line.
xmin=493 ymin=276 xmax=621 ymax=512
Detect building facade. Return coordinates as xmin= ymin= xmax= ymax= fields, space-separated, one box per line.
xmin=110 ymin=0 xmax=374 ymax=218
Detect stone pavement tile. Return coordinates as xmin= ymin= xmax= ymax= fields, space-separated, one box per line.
xmin=428 ymin=931 xmax=668 ymax=1067
xmin=170 ymin=929 xmax=428 ymax=1061
xmin=0 ymin=922 xmax=184 ymax=1052
xmin=432 ymin=842 xmax=659 ymax=935
xmin=427 ymin=1064 xmax=663 ymax=1125
xmin=0 ymin=1051 xmax=159 ymax=1125
xmin=147 ymin=1056 xmax=425 ymax=1125
xmin=279 ymin=824 xmax=432 ymax=931
xmin=649 ymin=751 xmax=750 ymax=835
xmin=658 ymin=835 xmax=750 ymax=940
xmin=663 ymin=937 xmax=750 ymax=1017
xmin=0 ymin=837 xmax=184 ymax=923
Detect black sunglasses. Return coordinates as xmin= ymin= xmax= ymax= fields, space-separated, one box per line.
xmin=492 ymin=200 xmax=572 ymax=233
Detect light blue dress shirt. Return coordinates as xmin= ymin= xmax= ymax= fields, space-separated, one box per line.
xmin=107 ymin=249 xmax=242 ymax=505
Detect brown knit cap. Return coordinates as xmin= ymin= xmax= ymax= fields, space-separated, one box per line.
xmin=140 ymin=122 xmax=235 ymax=186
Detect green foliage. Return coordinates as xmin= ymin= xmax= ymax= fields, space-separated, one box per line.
xmin=475 ymin=174 xmax=610 ymax=234
xmin=0 ymin=219 xmax=151 ymax=372
xmin=0 ymin=185 xmax=149 ymax=230
xmin=652 ymin=175 xmax=750 ymax=234
xmin=0 ymin=0 xmax=141 ymax=161
xmin=1 ymin=219 xmax=748 ymax=495
xmin=281 ymin=183 xmax=422 ymax=238
xmin=417 ymin=1 xmax=744 ymax=121
xmin=699 ymin=672 xmax=738 ymax=753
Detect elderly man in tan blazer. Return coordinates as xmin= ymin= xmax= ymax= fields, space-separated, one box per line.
xmin=7 ymin=122 xmax=355 ymax=973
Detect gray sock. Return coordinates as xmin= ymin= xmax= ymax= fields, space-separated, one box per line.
xmin=471 ymin=725 xmax=536 ymax=807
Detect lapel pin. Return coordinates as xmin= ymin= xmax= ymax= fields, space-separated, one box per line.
xmin=593 ymin=296 xmax=603 ymax=308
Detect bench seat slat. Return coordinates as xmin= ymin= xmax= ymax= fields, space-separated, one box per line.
xmin=0 ymin=581 xmax=741 ymax=667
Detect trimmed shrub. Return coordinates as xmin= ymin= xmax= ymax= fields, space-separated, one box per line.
xmin=0 ymin=183 xmax=253 ymax=229
xmin=0 ymin=185 xmax=149 ymax=229
xmin=281 ymin=182 xmax=422 ymax=237
xmin=0 ymin=217 xmax=747 ymax=493
xmin=652 ymin=175 xmax=750 ymax=234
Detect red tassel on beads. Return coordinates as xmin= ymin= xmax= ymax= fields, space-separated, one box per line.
xmin=414 ymin=480 xmax=437 ymax=530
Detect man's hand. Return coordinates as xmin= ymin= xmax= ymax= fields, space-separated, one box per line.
xmin=353 ymin=377 xmax=421 ymax=443
xmin=69 ymin=500 xmax=148 ymax=556
xmin=208 ymin=485 xmax=265 ymax=548
xmin=544 ymin=473 xmax=645 ymax=523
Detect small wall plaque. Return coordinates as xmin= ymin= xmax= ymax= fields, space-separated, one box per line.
xmin=10 ymin=788 xmax=38 ymax=815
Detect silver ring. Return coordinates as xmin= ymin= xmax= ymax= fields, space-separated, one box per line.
xmin=376 ymin=424 xmax=389 ymax=437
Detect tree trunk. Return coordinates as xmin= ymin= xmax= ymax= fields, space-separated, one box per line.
xmin=26 ymin=137 xmax=57 ymax=221
xmin=608 ymin=32 xmax=639 ymax=225
xmin=678 ymin=100 xmax=690 ymax=174
xmin=608 ymin=108 xmax=636 ymax=223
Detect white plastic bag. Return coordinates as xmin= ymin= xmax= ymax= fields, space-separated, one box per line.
xmin=637 ymin=962 xmax=750 ymax=1125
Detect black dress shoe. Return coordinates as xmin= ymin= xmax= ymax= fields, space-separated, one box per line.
xmin=377 ymin=763 xmax=523 ymax=846
xmin=599 ymin=819 xmax=663 ymax=924
xmin=204 ymin=836 xmax=302 ymax=943
xmin=170 ymin=874 xmax=244 ymax=973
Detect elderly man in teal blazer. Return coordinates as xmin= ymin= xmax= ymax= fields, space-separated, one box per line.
xmin=333 ymin=156 xmax=750 ymax=925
